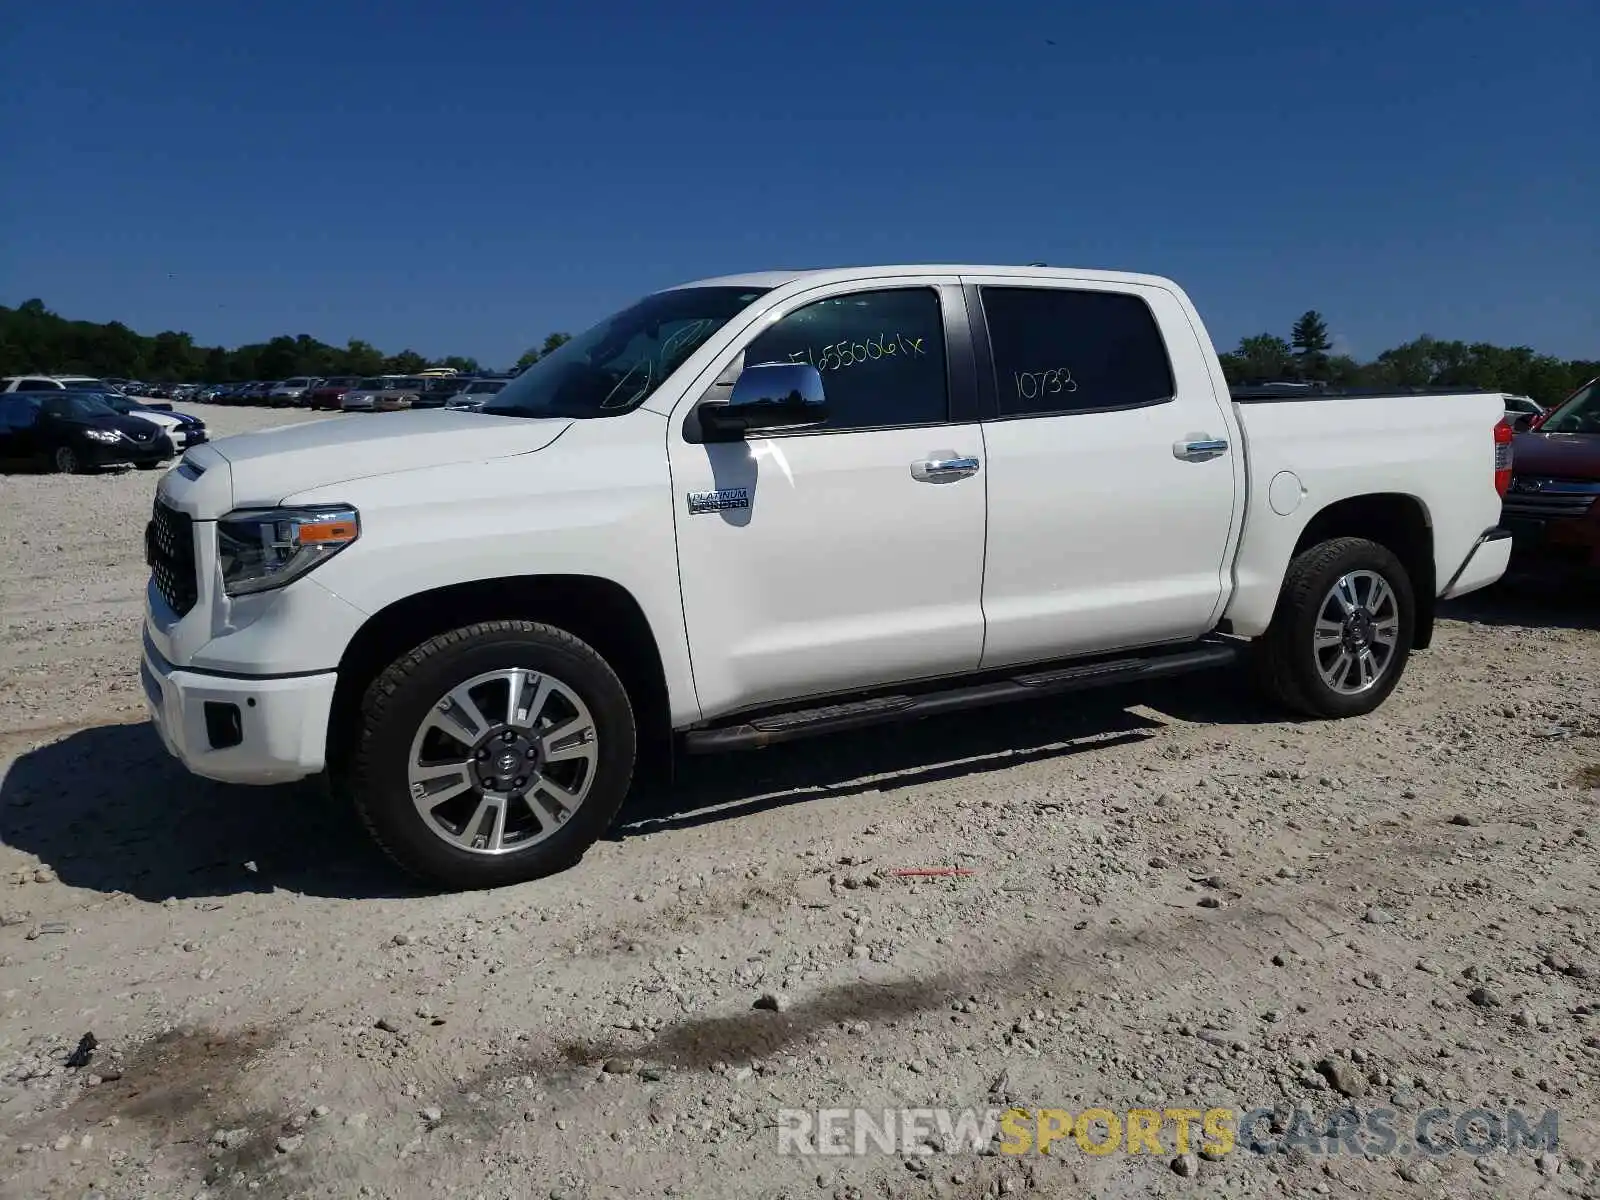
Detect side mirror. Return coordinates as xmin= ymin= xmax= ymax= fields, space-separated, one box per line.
xmin=700 ymin=362 xmax=827 ymax=440
xmin=1526 ymin=410 xmax=1548 ymax=431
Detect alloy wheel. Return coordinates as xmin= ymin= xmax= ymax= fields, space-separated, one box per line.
xmin=406 ymin=668 xmax=598 ymax=855
xmin=1313 ymin=570 xmax=1400 ymax=695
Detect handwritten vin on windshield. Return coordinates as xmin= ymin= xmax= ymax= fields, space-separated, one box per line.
xmin=1014 ymin=368 xmax=1078 ymax=400
xmin=785 ymin=333 xmax=928 ymax=373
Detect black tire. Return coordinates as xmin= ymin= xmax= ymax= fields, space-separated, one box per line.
xmin=53 ymin=445 xmax=80 ymax=474
xmin=1254 ymin=536 xmax=1415 ymax=719
xmin=341 ymin=620 xmax=636 ymax=889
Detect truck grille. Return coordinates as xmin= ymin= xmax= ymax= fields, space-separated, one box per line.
xmin=146 ymin=500 xmax=198 ymax=617
xmin=1502 ymin=477 xmax=1600 ymax=520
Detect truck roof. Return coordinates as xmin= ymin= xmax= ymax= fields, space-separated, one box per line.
xmin=675 ymin=265 xmax=1178 ymax=292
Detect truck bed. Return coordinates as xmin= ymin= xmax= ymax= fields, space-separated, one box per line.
xmin=1218 ymin=385 xmax=1509 ymax=638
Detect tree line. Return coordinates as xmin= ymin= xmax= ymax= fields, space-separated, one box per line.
xmin=1 ymin=297 xmax=1591 ymax=405
xmin=1219 ymin=310 xmax=1596 ymax=406
xmin=0 ymin=298 xmax=574 ymax=383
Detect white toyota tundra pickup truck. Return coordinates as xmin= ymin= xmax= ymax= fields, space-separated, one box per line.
xmin=140 ymin=265 xmax=1514 ymax=888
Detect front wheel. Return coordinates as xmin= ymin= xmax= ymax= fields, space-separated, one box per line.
xmin=1254 ymin=537 xmax=1415 ymax=718
xmin=341 ymin=620 xmax=637 ymax=889
xmin=53 ymin=445 xmax=81 ymax=474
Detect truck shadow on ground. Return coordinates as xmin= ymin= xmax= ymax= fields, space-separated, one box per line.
xmin=1439 ymin=575 xmax=1600 ymax=633
xmin=613 ymin=671 xmax=1276 ymax=837
xmin=0 ymin=673 xmax=1279 ymax=902
xmin=0 ymin=721 xmax=410 ymax=903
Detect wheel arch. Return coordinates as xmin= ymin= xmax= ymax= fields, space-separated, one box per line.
xmin=1290 ymin=492 xmax=1436 ymax=649
xmin=327 ymin=574 xmax=674 ymax=778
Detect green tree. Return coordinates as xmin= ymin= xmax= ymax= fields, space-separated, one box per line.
xmin=148 ymin=330 xmax=198 ymax=379
xmin=1290 ymin=311 xmax=1331 ymax=380
xmin=1220 ymin=333 xmax=1295 ymax=384
xmin=342 ymin=339 xmax=385 ymax=375
xmin=384 ymin=349 xmax=428 ymax=375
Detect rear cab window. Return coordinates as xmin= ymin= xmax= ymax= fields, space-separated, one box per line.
xmin=978 ymin=286 xmax=1175 ymax=418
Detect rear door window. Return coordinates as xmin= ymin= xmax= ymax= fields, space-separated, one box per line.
xmin=979 ymin=287 xmax=1175 ymax=418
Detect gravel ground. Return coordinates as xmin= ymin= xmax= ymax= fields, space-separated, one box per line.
xmin=1 ymin=405 xmax=1597 ymax=1200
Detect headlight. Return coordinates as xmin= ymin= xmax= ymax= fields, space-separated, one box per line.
xmin=84 ymin=428 xmax=122 ymax=443
xmin=217 ymin=506 xmax=360 ymax=596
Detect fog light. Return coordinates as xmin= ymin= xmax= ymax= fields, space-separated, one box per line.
xmin=203 ymin=702 xmax=243 ymax=750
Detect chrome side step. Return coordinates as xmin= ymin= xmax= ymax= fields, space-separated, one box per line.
xmin=682 ymin=640 xmax=1241 ymax=753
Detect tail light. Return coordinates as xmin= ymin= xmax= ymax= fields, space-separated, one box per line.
xmin=1493 ymin=418 xmax=1514 ymax=497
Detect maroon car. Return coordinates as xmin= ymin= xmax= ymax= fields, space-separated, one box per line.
xmin=1502 ymin=377 xmax=1600 ymax=577
xmin=307 ymin=376 xmax=361 ymax=411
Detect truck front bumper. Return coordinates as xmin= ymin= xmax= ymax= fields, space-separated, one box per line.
xmin=141 ymin=635 xmax=337 ymax=785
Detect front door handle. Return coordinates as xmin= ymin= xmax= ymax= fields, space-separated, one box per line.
xmin=1174 ymin=436 xmax=1229 ymax=462
xmin=911 ymin=455 xmax=980 ymax=482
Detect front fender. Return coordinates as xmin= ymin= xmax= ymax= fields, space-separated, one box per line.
xmin=284 ymin=414 xmax=699 ymax=725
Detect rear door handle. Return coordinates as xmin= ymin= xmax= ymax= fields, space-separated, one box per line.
xmin=1174 ymin=436 xmax=1229 ymax=462
xmin=911 ymin=455 xmax=980 ymax=482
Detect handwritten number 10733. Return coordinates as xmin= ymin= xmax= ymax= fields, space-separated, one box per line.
xmin=1014 ymin=368 xmax=1078 ymax=400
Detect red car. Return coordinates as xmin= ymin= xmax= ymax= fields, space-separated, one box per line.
xmin=307 ymin=376 xmax=361 ymax=410
xmin=1502 ymin=377 xmax=1600 ymax=578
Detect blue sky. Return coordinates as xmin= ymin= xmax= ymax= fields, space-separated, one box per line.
xmin=3 ymin=0 xmax=1595 ymax=367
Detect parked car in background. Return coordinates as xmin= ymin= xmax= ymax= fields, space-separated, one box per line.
xmin=96 ymin=392 xmax=209 ymax=448
xmin=445 ymin=378 xmax=508 ymax=409
xmin=410 ymin=377 xmax=468 ymax=409
xmin=372 ymin=377 xmax=427 ymax=411
xmin=1503 ymin=393 xmax=1545 ymax=430
xmin=1503 ymin=377 xmax=1600 ymax=578
xmin=341 ymin=377 xmax=421 ymax=411
xmin=268 ymin=377 xmax=320 ymax=407
xmin=307 ymin=377 xmax=362 ymax=410
xmin=141 ymin=263 xmax=1514 ymax=888
xmin=3 ymin=374 xmax=116 ymax=393
xmin=240 ymin=382 xmax=277 ymax=405
xmin=0 ymin=392 xmax=174 ymax=473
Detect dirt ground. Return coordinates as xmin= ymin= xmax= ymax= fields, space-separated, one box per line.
xmin=1 ymin=405 xmax=1597 ymax=1200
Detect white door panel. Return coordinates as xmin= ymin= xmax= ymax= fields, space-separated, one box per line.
xmin=672 ymin=428 xmax=987 ymax=717
xmin=979 ymin=405 xmax=1234 ymax=665
xmin=667 ymin=277 xmax=987 ymax=721
xmin=969 ymin=278 xmax=1237 ymax=669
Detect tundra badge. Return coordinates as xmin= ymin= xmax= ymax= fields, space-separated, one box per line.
xmin=687 ymin=488 xmax=751 ymax=515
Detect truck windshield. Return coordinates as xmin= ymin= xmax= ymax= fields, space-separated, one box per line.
xmin=1541 ymin=379 xmax=1600 ymax=434
xmin=484 ymin=286 xmax=769 ymax=419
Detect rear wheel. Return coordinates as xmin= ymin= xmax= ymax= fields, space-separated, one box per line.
xmin=53 ymin=445 xmax=81 ymax=474
xmin=1255 ymin=537 xmax=1415 ymax=718
xmin=341 ymin=620 xmax=636 ymax=889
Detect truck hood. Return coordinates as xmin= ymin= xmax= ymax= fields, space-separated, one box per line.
xmin=184 ymin=410 xmax=571 ymax=510
xmin=1513 ymin=430 xmax=1600 ymax=480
